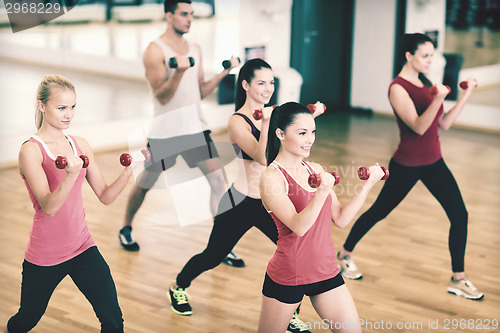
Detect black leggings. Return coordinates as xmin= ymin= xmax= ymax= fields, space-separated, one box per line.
xmin=176 ymin=186 xmax=278 ymax=288
xmin=7 ymin=246 xmax=123 ymax=333
xmin=344 ymin=158 xmax=468 ymax=272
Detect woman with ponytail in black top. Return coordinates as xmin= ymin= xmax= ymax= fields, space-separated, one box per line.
xmin=337 ymin=33 xmax=483 ymax=300
xmin=168 ymin=58 xmax=324 ymax=332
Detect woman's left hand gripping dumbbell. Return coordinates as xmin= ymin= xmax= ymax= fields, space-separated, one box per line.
xmin=120 ymin=149 xmax=151 ymax=167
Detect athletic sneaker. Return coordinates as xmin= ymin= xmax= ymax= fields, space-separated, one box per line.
xmin=222 ymin=251 xmax=245 ymax=268
xmin=337 ymin=252 xmax=363 ymax=280
xmin=287 ymin=311 xmax=311 ymax=333
xmin=167 ymin=282 xmax=193 ymax=315
xmin=119 ymin=226 xmax=140 ymax=251
xmin=447 ymin=277 xmax=484 ymax=300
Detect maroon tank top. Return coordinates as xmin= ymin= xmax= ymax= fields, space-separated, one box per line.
xmin=390 ymin=76 xmax=443 ymax=166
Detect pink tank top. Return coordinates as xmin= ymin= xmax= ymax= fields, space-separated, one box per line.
xmin=21 ymin=135 xmax=95 ymax=266
xmin=266 ymin=161 xmax=339 ymax=286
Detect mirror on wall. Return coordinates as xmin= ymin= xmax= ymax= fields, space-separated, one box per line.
xmin=445 ymin=0 xmax=500 ymax=69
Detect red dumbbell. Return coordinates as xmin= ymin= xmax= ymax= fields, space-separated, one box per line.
xmin=55 ymin=155 xmax=89 ymax=169
xmin=120 ymin=149 xmax=151 ymax=167
xmin=357 ymin=166 xmax=389 ymax=181
xmin=429 ymin=85 xmax=451 ymax=96
xmin=252 ymin=109 xmax=262 ymax=121
xmin=253 ymin=105 xmax=278 ymax=120
xmin=308 ymin=171 xmax=340 ymax=188
xmin=306 ymin=103 xmax=326 ymax=114
xmin=459 ymin=80 xmax=478 ymax=89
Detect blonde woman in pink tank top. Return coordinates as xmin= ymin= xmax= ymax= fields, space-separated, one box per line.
xmin=4 ymin=75 xmax=141 ymax=333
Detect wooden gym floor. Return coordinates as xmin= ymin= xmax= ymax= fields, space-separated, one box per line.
xmin=0 ymin=111 xmax=499 ymax=333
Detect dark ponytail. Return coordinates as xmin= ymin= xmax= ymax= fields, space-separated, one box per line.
xmin=399 ymin=33 xmax=434 ymax=87
xmin=266 ymin=102 xmax=312 ymax=166
xmin=418 ymin=73 xmax=433 ymax=87
xmin=234 ymin=58 xmax=272 ymax=111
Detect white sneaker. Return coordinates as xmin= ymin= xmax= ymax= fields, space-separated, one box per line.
xmin=337 ymin=252 xmax=363 ymax=280
xmin=448 ymin=277 xmax=484 ymax=300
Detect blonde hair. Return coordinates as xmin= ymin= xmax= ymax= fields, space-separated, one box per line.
xmin=35 ymin=75 xmax=75 ymax=130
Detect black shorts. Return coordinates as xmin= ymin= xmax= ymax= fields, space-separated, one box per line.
xmin=262 ymin=272 xmax=345 ymax=304
xmin=145 ymin=130 xmax=219 ymax=171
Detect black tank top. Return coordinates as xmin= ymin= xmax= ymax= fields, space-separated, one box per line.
xmin=232 ymin=113 xmax=261 ymax=161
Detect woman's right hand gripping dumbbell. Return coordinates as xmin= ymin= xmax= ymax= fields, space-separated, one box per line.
xmin=306 ymin=101 xmax=326 ymax=118
xmin=429 ymin=83 xmax=450 ymax=98
xmin=253 ymin=105 xmax=277 ymax=121
xmin=55 ymin=154 xmax=89 ymax=174
xmin=308 ymin=171 xmax=340 ymax=191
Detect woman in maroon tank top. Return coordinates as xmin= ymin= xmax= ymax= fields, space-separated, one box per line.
xmin=258 ymin=102 xmax=384 ymax=333
xmin=337 ymin=33 xmax=484 ymax=301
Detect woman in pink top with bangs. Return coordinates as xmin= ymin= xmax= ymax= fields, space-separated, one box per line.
xmin=258 ymin=102 xmax=384 ymax=333
xmin=4 ymin=75 xmax=139 ymax=333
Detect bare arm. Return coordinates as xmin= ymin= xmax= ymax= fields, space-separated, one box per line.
xmin=19 ymin=141 xmax=81 ymax=216
xmin=198 ymin=45 xmax=238 ymax=99
xmin=76 ymin=137 xmax=134 ymax=206
xmin=389 ymin=83 xmax=447 ymax=135
xmin=439 ymin=79 xmax=477 ymax=130
xmin=260 ymin=164 xmax=333 ymax=236
xmin=143 ymin=42 xmax=190 ymax=105
xmin=228 ymin=107 xmax=273 ymax=166
xmin=330 ymin=164 xmax=385 ymax=228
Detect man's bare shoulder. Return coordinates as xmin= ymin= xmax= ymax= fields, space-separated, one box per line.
xmin=143 ymin=41 xmax=165 ymax=65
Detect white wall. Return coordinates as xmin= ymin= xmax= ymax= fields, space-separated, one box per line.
xmin=405 ymin=0 xmax=447 ymax=84
xmin=233 ymin=0 xmax=302 ymax=103
xmin=405 ymin=0 xmax=447 ymax=52
xmin=350 ymin=0 xmax=397 ymax=114
xmin=238 ymin=0 xmax=292 ymax=69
